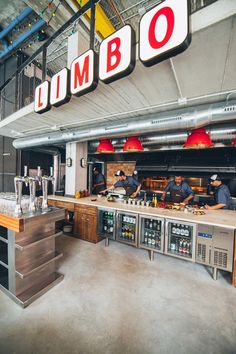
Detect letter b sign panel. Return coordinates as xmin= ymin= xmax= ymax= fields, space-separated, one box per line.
xmin=139 ymin=0 xmax=191 ymax=67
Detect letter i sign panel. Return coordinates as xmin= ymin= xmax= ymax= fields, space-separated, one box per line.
xmin=139 ymin=0 xmax=191 ymax=67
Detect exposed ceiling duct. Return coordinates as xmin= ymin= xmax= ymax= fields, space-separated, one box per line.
xmin=88 ymin=127 xmax=236 ymax=152
xmin=13 ymin=100 xmax=236 ymax=149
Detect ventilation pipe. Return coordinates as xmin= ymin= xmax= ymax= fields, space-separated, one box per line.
xmin=0 ymin=7 xmax=33 ymax=41
xmin=88 ymin=127 xmax=236 ymax=152
xmin=0 ymin=19 xmax=46 ymax=61
xmin=13 ymin=100 xmax=236 ymax=149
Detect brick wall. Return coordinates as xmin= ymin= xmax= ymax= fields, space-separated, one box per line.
xmin=106 ymin=162 xmax=136 ymax=188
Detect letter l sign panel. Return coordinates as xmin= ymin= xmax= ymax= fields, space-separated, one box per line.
xmin=34 ymin=81 xmax=51 ymax=114
xmin=139 ymin=0 xmax=191 ymax=67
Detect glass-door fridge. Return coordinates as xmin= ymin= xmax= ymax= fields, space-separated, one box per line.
xmin=139 ymin=215 xmax=164 ymax=253
xmin=165 ymin=219 xmax=196 ymax=262
xmin=97 ymin=208 xmax=116 ymax=240
xmin=116 ymin=212 xmax=138 ymax=247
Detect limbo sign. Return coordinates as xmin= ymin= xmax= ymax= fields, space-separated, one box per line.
xmin=35 ymin=0 xmax=191 ymax=114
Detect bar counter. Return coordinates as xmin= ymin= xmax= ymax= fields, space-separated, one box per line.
xmin=48 ymin=195 xmax=236 ymax=230
xmin=48 ymin=195 xmax=236 ymax=287
xmin=0 ymin=207 xmax=65 ymax=307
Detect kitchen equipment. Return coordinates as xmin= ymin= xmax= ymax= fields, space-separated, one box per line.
xmin=139 ymin=215 xmax=165 ymax=254
xmin=97 ymin=208 xmax=116 ymax=241
xmin=196 ymin=224 xmax=234 ymax=279
xmin=116 ymin=211 xmax=139 ymax=247
xmin=165 ymin=219 xmax=196 ymax=262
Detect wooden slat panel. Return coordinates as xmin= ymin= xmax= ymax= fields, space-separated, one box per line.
xmin=74 ymin=204 xmax=97 ymax=215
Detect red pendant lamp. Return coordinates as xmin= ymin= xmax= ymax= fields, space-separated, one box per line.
xmin=96 ymin=139 xmax=114 ymax=153
xmin=231 ymin=138 xmax=236 ymax=146
xmin=183 ymin=128 xmax=214 ymax=149
xmin=123 ymin=136 xmax=144 ymax=152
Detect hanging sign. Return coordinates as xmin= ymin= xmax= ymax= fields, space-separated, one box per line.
xmin=34 ymin=0 xmax=191 ymax=114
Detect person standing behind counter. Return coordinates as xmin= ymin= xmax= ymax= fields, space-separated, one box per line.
xmin=92 ymin=167 xmax=106 ymax=195
xmin=205 ymin=174 xmax=231 ymax=210
xmin=102 ymin=170 xmax=141 ymax=197
xmin=161 ymin=176 xmax=194 ymax=205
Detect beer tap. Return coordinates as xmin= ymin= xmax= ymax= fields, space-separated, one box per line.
xmin=28 ymin=169 xmax=39 ymax=213
xmin=14 ymin=166 xmax=29 ymax=215
xmin=42 ymin=167 xmax=55 ymax=210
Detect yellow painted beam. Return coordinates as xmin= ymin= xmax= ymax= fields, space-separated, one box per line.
xmin=76 ymin=0 xmax=115 ymax=39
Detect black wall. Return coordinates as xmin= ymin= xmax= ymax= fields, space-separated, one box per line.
xmin=0 ymin=136 xmax=18 ymax=192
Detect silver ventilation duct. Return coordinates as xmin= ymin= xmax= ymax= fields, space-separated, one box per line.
xmin=88 ymin=127 xmax=236 ymax=151
xmin=13 ymin=100 xmax=236 ymax=149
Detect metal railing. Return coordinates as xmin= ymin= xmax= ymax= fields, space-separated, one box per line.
xmin=0 ymin=0 xmax=98 ymax=121
xmin=0 ymin=0 xmax=218 ymax=122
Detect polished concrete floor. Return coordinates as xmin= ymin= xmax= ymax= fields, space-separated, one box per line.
xmin=0 ymin=235 xmax=236 ymax=354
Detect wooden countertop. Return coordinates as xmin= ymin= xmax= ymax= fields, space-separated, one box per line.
xmin=0 ymin=207 xmax=65 ymax=233
xmin=48 ymin=195 xmax=236 ymax=230
xmin=0 ymin=212 xmax=24 ymax=232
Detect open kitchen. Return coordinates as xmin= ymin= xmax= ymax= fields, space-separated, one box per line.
xmin=0 ymin=1 xmax=236 ymax=353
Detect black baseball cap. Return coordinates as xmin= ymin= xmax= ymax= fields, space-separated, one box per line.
xmin=115 ymin=170 xmax=125 ymax=177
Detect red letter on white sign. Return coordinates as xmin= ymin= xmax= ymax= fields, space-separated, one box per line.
xmin=70 ymin=49 xmax=98 ymax=97
xmin=139 ymin=0 xmax=190 ymax=67
xmin=99 ymin=25 xmax=136 ymax=84
xmin=34 ymin=81 xmax=50 ymax=114
xmin=50 ymin=68 xmax=71 ymax=107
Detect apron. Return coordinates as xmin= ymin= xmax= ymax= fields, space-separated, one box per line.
xmin=94 ymin=184 xmax=106 ymax=194
xmin=170 ymin=188 xmax=185 ymax=203
xmin=124 ymin=185 xmax=137 ymax=197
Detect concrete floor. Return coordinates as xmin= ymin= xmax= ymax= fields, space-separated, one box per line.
xmin=0 ymin=235 xmax=236 ymax=354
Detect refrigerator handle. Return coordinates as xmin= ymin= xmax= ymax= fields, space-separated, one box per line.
xmin=135 ymin=215 xmax=139 ymax=247
xmin=114 ymin=210 xmax=118 ymax=240
xmin=115 ymin=212 xmax=119 ymax=241
xmin=164 ymin=220 xmax=169 ymax=254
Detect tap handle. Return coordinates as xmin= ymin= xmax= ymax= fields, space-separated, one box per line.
xmin=50 ymin=166 xmax=53 ymax=177
xmin=37 ymin=166 xmax=41 ymax=177
xmin=24 ymin=165 xmax=28 ymax=177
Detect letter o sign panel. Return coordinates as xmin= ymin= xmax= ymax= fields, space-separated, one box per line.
xmin=139 ymin=0 xmax=191 ymax=67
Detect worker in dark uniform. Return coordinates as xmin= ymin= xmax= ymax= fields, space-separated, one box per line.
xmin=161 ymin=176 xmax=194 ymax=204
xmin=205 ymin=174 xmax=231 ymax=210
xmin=102 ymin=170 xmax=141 ymax=197
xmin=92 ymin=167 xmax=106 ymax=195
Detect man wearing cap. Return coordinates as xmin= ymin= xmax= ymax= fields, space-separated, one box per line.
xmin=92 ymin=167 xmax=106 ymax=195
xmin=161 ymin=176 xmax=194 ymax=205
xmin=102 ymin=170 xmax=141 ymax=197
xmin=205 ymin=174 xmax=231 ymax=210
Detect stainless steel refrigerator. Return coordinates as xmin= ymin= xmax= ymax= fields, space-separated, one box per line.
xmin=97 ymin=208 xmax=116 ymax=240
xmin=139 ymin=215 xmax=164 ymax=253
xmin=165 ymin=219 xmax=196 ymax=262
xmin=196 ymin=224 xmax=234 ymax=279
xmin=116 ymin=211 xmax=139 ymax=247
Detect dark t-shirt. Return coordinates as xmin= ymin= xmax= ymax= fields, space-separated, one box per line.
xmin=215 ymin=184 xmax=231 ymax=209
xmin=95 ymin=173 xmax=106 ymax=185
xmin=164 ymin=181 xmax=194 ymax=199
xmin=114 ymin=176 xmax=141 ymax=190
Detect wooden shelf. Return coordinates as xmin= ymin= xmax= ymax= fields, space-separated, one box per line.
xmin=15 ymin=231 xmax=62 ymax=251
xmin=17 ymin=272 xmax=63 ymax=307
xmin=15 ymin=252 xmax=63 ymax=279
